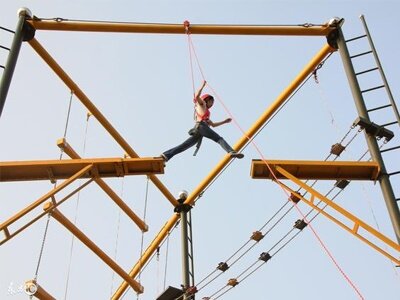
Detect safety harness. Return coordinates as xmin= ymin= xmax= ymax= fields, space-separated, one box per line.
xmin=190 ymin=101 xmax=210 ymax=156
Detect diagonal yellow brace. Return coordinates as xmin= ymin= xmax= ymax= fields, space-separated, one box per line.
xmin=57 ymin=138 xmax=148 ymax=232
xmin=43 ymin=202 xmax=144 ymax=294
xmin=28 ymin=38 xmax=178 ymax=207
xmin=112 ymin=43 xmax=336 ymax=299
xmin=0 ymin=178 xmax=93 ymax=246
xmin=274 ymin=165 xmax=400 ymax=265
xmin=0 ymin=164 xmax=93 ymax=245
xmin=25 ymin=280 xmax=55 ymax=300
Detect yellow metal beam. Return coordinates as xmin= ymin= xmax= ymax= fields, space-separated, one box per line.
xmin=57 ymin=138 xmax=148 ymax=232
xmin=0 ymin=157 xmax=164 ymax=182
xmin=43 ymin=202 xmax=144 ymax=294
xmin=25 ymin=280 xmax=55 ymax=300
xmin=28 ymin=38 xmax=178 ymax=207
xmin=251 ymin=159 xmax=380 ymax=180
xmin=0 ymin=165 xmax=93 ymax=246
xmin=27 ymin=19 xmax=335 ymax=36
xmin=112 ymin=43 xmax=336 ymax=299
xmin=0 ymin=178 xmax=92 ymax=246
xmin=274 ymin=166 xmax=400 ymax=265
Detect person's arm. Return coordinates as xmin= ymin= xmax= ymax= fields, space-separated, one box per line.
xmin=207 ymin=118 xmax=232 ymax=128
xmin=194 ymin=80 xmax=207 ymax=105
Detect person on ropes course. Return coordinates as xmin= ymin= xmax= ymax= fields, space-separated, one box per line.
xmin=161 ymin=80 xmax=244 ymax=162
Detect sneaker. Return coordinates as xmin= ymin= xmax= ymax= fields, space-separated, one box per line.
xmin=230 ymin=151 xmax=244 ymax=159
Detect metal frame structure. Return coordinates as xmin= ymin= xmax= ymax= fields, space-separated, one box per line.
xmin=250 ymin=160 xmax=400 ymax=265
xmin=1 ymin=9 xmax=399 ymax=299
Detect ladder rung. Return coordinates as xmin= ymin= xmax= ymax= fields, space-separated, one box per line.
xmin=381 ymin=121 xmax=398 ymax=127
xmin=346 ymin=34 xmax=367 ymax=43
xmin=381 ymin=145 xmax=400 ymax=153
xmin=0 ymin=45 xmax=10 ymax=51
xmin=355 ymin=67 xmax=379 ymax=76
xmin=396 ymin=198 xmax=400 ymax=202
xmin=0 ymin=26 xmax=14 ymax=34
xmin=0 ymin=65 xmax=5 ymax=69
xmin=350 ymin=50 xmax=373 ymax=59
xmin=361 ymin=85 xmax=385 ymax=93
xmin=367 ymin=104 xmax=392 ymax=112
xmin=388 ymin=171 xmax=400 ymax=176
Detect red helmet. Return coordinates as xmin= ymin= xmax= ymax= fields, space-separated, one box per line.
xmin=201 ymin=94 xmax=214 ymax=101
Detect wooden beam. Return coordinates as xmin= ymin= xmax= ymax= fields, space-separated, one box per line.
xmin=27 ymin=20 xmax=335 ymax=36
xmin=24 ymin=280 xmax=55 ymax=300
xmin=43 ymin=203 xmax=144 ymax=294
xmin=251 ymin=159 xmax=380 ymax=180
xmin=0 ymin=157 xmax=164 ymax=182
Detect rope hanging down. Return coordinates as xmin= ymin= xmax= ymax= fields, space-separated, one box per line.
xmin=64 ymin=101 xmax=92 ymax=300
xmin=110 ymin=178 xmax=125 ymax=298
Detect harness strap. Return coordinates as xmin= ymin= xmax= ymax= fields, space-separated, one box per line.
xmin=193 ymin=137 xmax=203 ymax=156
xmin=189 ymin=122 xmax=204 ymax=156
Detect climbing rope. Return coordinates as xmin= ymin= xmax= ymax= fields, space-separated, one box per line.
xmin=184 ymin=21 xmax=196 ymax=98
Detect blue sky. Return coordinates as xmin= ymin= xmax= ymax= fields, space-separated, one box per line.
xmin=1 ymin=1 xmax=399 ymax=300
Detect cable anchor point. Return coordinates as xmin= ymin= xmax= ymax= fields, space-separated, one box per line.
xmin=183 ymin=20 xmax=191 ymax=34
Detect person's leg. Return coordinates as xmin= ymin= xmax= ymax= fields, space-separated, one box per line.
xmin=198 ymin=123 xmax=244 ymax=158
xmin=162 ymin=135 xmax=199 ymax=161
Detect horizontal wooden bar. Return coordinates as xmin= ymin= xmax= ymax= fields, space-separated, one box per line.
xmin=250 ymin=159 xmax=380 ymax=180
xmin=27 ymin=20 xmax=335 ymax=36
xmin=0 ymin=157 xmax=164 ymax=182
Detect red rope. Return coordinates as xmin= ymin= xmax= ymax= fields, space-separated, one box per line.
xmin=185 ymin=32 xmax=365 ymax=299
xmin=184 ymin=20 xmax=196 ymax=98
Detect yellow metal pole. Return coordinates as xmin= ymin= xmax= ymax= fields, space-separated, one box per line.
xmin=112 ymin=43 xmax=335 ymax=299
xmin=112 ymin=216 xmax=179 ymax=299
xmin=57 ymin=138 xmax=148 ymax=232
xmin=185 ymin=43 xmax=335 ymax=207
xmin=43 ymin=202 xmax=144 ymax=294
xmin=27 ymin=20 xmax=334 ymax=36
xmin=25 ymin=280 xmax=55 ymax=300
xmin=0 ymin=164 xmax=93 ymax=234
xmin=275 ymin=166 xmax=400 ymax=264
xmin=0 ymin=178 xmax=93 ymax=246
xmin=28 ymin=38 xmax=178 ymax=207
